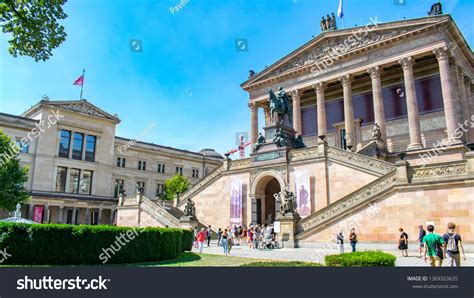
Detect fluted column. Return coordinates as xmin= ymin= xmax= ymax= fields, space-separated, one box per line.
xmin=399 ymin=57 xmax=422 ymax=149
xmin=263 ymin=107 xmax=270 ymax=126
xmin=291 ymin=90 xmax=302 ymax=134
xmin=313 ymin=82 xmax=327 ymax=138
xmin=464 ymin=78 xmax=473 ymax=143
xmin=433 ymin=48 xmax=461 ymax=143
xmin=338 ymin=74 xmax=355 ymax=150
xmin=457 ymin=66 xmax=470 ymax=142
xmin=368 ymin=66 xmax=387 ymax=143
xmin=250 ymin=104 xmax=259 ymax=144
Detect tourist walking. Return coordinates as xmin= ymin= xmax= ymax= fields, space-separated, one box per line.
xmin=228 ymin=227 xmax=234 ymax=254
xmin=398 ymin=228 xmax=409 ymax=257
xmin=196 ymin=228 xmax=206 ymax=254
xmin=417 ymin=225 xmax=426 ymax=258
xmin=336 ymin=231 xmax=344 ymax=254
xmin=206 ymin=225 xmax=212 ymax=247
xmin=216 ymin=228 xmax=222 ymax=246
xmin=222 ymin=229 xmax=229 ymax=255
xmin=443 ymin=222 xmax=466 ymax=267
xmin=422 ymin=225 xmax=445 ymax=267
xmin=349 ymin=228 xmax=358 ymax=252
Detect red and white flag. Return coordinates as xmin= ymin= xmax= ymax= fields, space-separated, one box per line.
xmin=73 ymin=74 xmax=84 ymax=86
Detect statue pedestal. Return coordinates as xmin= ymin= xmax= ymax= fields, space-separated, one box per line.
xmin=251 ymin=122 xmax=297 ymax=163
xmin=275 ymin=213 xmax=300 ymax=248
xmin=179 ymin=216 xmax=197 ymax=230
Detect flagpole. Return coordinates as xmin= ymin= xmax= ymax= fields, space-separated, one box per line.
xmin=79 ymin=68 xmax=85 ymax=100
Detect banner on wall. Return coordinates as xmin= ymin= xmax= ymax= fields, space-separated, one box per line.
xmin=230 ymin=179 xmax=242 ymax=226
xmin=293 ymin=171 xmax=311 ymax=217
xmin=33 ymin=206 xmax=44 ymax=223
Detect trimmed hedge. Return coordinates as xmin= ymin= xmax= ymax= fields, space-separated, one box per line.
xmin=324 ymin=251 xmax=396 ymax=267
xmin=0 ymin=222 xmax=193 ymax=265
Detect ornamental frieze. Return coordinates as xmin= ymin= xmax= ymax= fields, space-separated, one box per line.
xmin=59 ymin=103 xmax=106 ymax=118
xmin=411 ymin=163 xmax=467 ymax=179
xmin=327 ymin=147 xmax=395 ymax=175
xmin=288 ymin=147 xmax=320 ymax=162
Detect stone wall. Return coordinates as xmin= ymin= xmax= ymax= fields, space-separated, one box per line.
xmin=299 ymin=182 xmax=474 ymax=244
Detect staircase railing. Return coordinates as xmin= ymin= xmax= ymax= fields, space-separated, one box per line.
xmin=296 ymin=169 xmax=397 ymax=239
xmin=327 ymin=146 xmax=395 ymax=176
xmin=177 ymin=164 xmax=225 ymax=207
xmin=141 ymin=197 xmax=180 ymax=227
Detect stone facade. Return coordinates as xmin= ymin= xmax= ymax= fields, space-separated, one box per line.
xmin=0 ymin=99 xmax=222 ymax=224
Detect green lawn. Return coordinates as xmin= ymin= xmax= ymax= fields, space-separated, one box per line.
xmin=131 ymin=253 xmax=321 ymax=267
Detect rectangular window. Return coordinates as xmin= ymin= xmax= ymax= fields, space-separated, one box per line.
xmin=66 ymin=209 xmax=73 ymax=224
xmin=156 ymin=184 xmax=165 ymax=197
xmin=69 ymin=168 xmax=81 ymax=193
xmin=55 ymin=167 xmax=67 ymax=192
xmin=81 ymin=170 xmax=93 ymax=195
xmin=157 ymin=163 xmax=166 ymax=173
xmin=72 ymin=133 xmax=84 ymax=160
xmin=136 ymin=181 xmax=145 ymax=193
xmin=176 ymin=166 xmax=183 ymax=175
xmin=114 ymin=179 xmax=124 ymax=198
xmin=91 ymin=211 xmax=99 ymax=225
xmin=59 ymin=130 xmax=71 ymax=158
xmin=116 ymin=157 xmax=126 ymax=168
xmin=138 ymin=160 xmax=146 ymax=171
xmin=340 ymin=129 xmax=347 ymax=150
xmin=85 ymin=135 xmax=96 ymax=162
xmin=192 ymin=169 xmax=199 ymax=178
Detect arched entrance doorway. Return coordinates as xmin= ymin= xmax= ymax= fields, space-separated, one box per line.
xmin=251 ymin=175 xmax=283 ymax=225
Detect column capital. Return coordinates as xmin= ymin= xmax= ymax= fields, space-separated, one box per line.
xmin=312 ymin=82 xmax=326 ymax=93
xmin=338 ymin=74 xmax=353 ymax=86
xmin=433 ymin=46 xmax=451 ymax=61
xmin=398 ymin=56 xmax=415 ymax=70
xmin=456 ymin=65 xmax=465 ymax=76
xmin=289 ymin=89 xmax=302 ymax=99
xmin=367 ymin=66 xmax=382 ymax=79
xmin=248 ymin=102 xmax=258 ymax=110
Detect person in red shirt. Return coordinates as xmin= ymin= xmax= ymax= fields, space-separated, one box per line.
xmin=196 ymin=228 xmax=206 ymax=253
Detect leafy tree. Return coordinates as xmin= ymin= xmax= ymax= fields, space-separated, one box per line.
xmin=164 ymin=173 xmax=189 ymax=201
xmin=0 ymin=130 xmax=30 ymax=211
xmin=0 ymin=0 xmax=68 ymax=62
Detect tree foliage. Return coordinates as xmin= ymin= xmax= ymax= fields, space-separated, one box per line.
xmin=0 ymin=0 xmax=68 ymax=61
xmin=0 ymin=130 xmax=30 ymax=211
xmin=164 ymin=173 xmax=189 ymax=201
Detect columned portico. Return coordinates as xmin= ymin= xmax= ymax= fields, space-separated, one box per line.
xmin=338 ymin=74 xmax=355 ymax=150
xmin=367 ymin=66 xmax=387 ymax=144
xmin=399 ymin=57 xmax=422 ymax=149
xmin=456 ymin=66 xmax=471 ymax=142
xmin=250 ymin=104 xmax=259 ymax=144
xmin=313 ymin=83 xmax=327 ymax=138
xmin=291 ymin=90 xmax=302 ymax=134
xmin=433 ymin=47 xmax=462 ymax=143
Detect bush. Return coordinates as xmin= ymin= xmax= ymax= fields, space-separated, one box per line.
xmin=324 ymin=251 xmax=396 ymax=267
xmin=0 ymin=222 xmax=193 ymax=265
xmin=241 ymin=261 xmax=322 ymax=267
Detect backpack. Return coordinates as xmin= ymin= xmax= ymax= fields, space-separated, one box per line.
xmin=446 ymin=234 xmax=458 ymax=252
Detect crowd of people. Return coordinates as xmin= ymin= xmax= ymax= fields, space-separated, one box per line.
xmin=193 ymin=224 xmax=277 ymax=255
xmin=194 ymin=222 xmax=467 ymax=267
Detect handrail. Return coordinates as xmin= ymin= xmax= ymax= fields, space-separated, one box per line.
xmin=296 ymin=169 xmax=397 ymax=239
xmin=327 ymin=146 xmax=395 ymax=176
xmin=141 ymin=197 xmax=180 ymax=227
xmin=177 ymin=164 xmax=224 ymax=207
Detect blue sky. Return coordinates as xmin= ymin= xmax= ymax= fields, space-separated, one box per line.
xmin=1 ymin=0 xmax=473 ymax=156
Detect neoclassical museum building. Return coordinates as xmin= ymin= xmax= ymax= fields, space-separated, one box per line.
xmin=0 ymin=100 xmax=223 ymax=225
xmin=116 ymin=13 xmax=473 ymax=248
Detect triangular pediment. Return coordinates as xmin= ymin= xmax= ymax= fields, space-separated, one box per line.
xmin=241 ymin=15 xmax=456 ymax=89
xmin=24 ymin=99 xmax=120 ymax=123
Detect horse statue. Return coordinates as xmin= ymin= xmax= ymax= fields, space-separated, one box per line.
xmin=269 ymin=87 xmax=292 ymax=124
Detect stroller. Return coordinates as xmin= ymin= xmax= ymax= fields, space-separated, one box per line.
xmin=260 ymin=231 xmax=276 ymax=249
